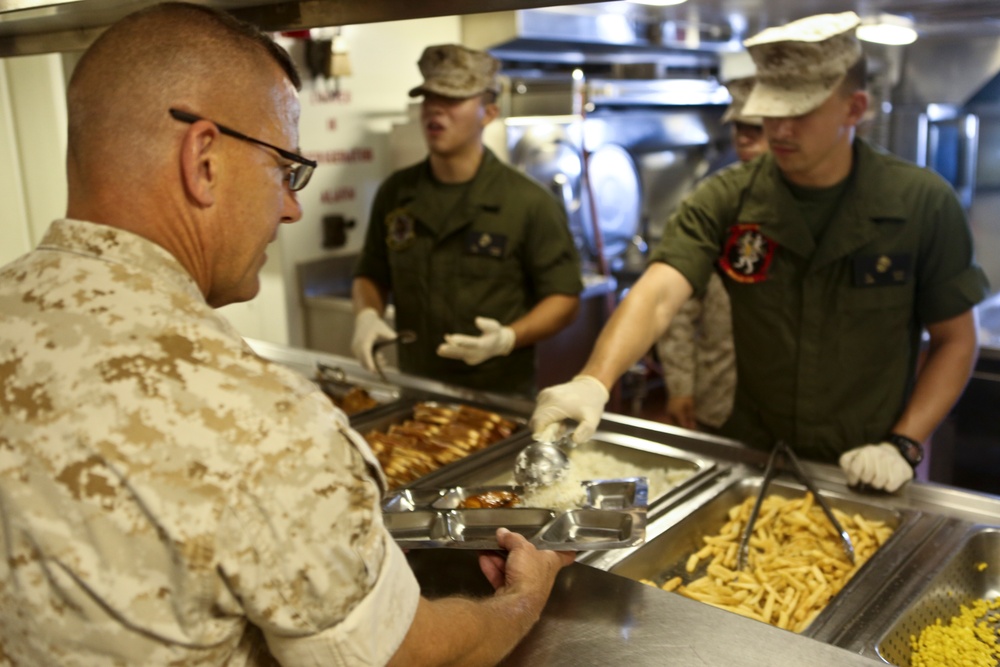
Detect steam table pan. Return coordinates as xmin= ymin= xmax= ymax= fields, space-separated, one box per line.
xmin=415 ymin=430 xmax=717 ymax=520
xmin=312 ymin=362 xmax=402 ymax=420
xmin=609 ymin=476 xmax=915 ymax=635
xmin=382 ymin=478 xmax=648 ymax=551
xmin=876 ymin=525 xmax=1000 ymax=666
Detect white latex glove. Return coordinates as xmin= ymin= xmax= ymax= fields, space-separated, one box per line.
xmin=839 ymin=443 xmax=914 ymax=493
xmin=436 ymin=317 xmax=516 ymax=366
xmin=351 ymin=308 xmax=397 ymax=372
xmin=530 ymin=374 xmax=610 ymax=445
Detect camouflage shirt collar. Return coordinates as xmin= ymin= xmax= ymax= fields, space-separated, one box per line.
xmin=39 ymin=219 xmax=206 ymax=304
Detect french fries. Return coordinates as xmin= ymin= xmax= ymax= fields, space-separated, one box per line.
xmin=642 ymin=493 xmax=894 ymax=633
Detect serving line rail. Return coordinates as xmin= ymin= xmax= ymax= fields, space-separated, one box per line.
xmin=246 ymin=338 xmax=1000 ymax=665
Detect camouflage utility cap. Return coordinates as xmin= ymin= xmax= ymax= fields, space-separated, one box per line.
xmin=408 ymin=43 xmax=501 ymax=99
xmin=742 ymin=11 xmax=862 ymax=118
xmin=722 ymin=75 xmax=763 ymax=126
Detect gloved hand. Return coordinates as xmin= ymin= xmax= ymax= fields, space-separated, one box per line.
xmin=839 ymin=443 xmax=914 ymax=493
xmin=530 ymin=374 xmax=610 ymax=445
xmin=436 ymin=317 xmax=516 ymax=366
xmin=351 ymin=308 xmax=397 ymax=372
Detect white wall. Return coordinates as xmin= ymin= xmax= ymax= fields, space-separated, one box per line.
xmin=0 ymin=53 xmax=67 ymax=265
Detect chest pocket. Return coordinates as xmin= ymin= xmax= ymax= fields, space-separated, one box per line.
xmin=459 ymin=231 xmax=517 ymax=280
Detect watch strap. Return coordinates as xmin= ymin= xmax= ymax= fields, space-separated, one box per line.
xmin=887 ymin=433 xmax=924 ymax=468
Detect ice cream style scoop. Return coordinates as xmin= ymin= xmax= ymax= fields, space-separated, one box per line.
xmin=513 ymin=427 xmax=574 ymax=487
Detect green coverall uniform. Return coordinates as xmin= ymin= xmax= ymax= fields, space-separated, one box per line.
xmin=651 ymin=139 xmax=990 ymax=461
xmin=355 ymin=148 xmax=583 ymax=396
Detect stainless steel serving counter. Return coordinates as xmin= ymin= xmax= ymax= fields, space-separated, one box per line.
xmin=246 ymin=337 xmax=1000 ymax=666
xmin=407 ymin=548 xmax=880 ymax=666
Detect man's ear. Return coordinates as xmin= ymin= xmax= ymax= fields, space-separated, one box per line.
xmin=178 ymin=122 xmax=219 ymax=207
xmin=847 ymin=90 xmax=869 ymax=127
xmin=481 ymin=102 xmax=500 ymax=127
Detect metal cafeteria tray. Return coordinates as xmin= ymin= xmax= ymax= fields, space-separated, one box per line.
xmin=312 ymin=362 xmax=402 ymax=419
xmin=416 ymin=430 xmax=718 ymax=518
xmin=876 ymin=525 xmax=1000 ymax=665
xmin=382 ymin=478 xmax=648 ymax=550
xmin=608 ymin=476 xmax=918 ymax=635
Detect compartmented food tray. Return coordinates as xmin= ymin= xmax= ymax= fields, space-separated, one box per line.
xmin=354 ymin=399 xmax=526 ymax=489
xmin=382 ymin=478 xmax=648 ymax=550
xmin=312 ymin=363 xmax=402 ymax=419
xmin=876 ymin=525 xmax=1000 ymax=665
xmin=411 ymin=430 xmax=717 ymax=518
xmin=609 ymin=476 xmax=916 ymax=635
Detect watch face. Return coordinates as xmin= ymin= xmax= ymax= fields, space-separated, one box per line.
xmin=891 ymin=435 xmax=923 ymax=467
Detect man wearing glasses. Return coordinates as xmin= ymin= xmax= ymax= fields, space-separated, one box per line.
xmin=0 ymin=3 xmax=572 ymax=665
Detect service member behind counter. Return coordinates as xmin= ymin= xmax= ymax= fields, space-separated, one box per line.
xmin=351 ymin=44 xmax=583 ymax=397
xmin=531 ymin=12 xmax=989 ymax=494
xmin=0 ymin=4 xmax=574 ymax=664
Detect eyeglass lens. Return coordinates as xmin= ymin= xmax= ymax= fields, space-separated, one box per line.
xmin=289 ymin=164 xmax=314 ymax=191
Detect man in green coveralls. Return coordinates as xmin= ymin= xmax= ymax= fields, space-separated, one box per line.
xmin=531 ymin=12 xmax=990 ymax=493
xmin=352 ymin=44 xmax=582 ymax=396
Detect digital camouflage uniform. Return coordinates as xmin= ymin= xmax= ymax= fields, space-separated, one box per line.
xmin=651 ymin=140 xmax=990 ymax=461
xmin=657 ymin=272 xmax=736 ymax=430
xmin=355 ymin=148 xmax=583 ymax=396
xmin=0 ymin=219 xmax=419 ymax=666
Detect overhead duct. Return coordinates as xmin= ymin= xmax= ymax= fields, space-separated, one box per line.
xmin=462 ymin=6 xmax=732 ymax=72
xmin=894 ymin=33 xmax=1000 ymax=107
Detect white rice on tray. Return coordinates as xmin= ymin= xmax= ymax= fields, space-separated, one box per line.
xmin=514 ymin=449 xmax=695 ymax=511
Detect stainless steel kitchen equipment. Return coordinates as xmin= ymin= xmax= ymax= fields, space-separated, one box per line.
xmin=499 ymin=75 xmax=730 ymax=274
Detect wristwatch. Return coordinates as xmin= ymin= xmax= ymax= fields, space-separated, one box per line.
xmin=887 ymin=433 xmax=924 ymax=468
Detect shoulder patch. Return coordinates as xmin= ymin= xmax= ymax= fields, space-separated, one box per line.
xmin=720 ymin=223 xmax=777 ymax=283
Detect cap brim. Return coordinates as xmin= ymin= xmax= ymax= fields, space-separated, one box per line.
xmin=741 ymin=77 xmax=842 ymax=118
xmin=408 ymin=81 xmax=491 ymax=99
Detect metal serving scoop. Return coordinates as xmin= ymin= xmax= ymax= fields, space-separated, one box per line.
xmin=371 ymin=330 xmax=416 ymax=382
xmin=513 ymin=433 xmax=573 ymax=487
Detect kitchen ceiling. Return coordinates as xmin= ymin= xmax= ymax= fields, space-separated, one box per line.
xmin=1 ymin=0 xmax=999 ymax=57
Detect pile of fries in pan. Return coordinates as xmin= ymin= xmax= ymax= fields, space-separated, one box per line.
xmin=642 ymin=492 xmax=894 ymax=633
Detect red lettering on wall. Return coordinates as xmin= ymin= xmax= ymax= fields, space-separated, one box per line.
xmin=320 ymin=186 xmax=356 ymax=204
xmin=310 ymin=89 xmax=353 ymax=105
xmin=308 ymin=147 xmax=374 ymax=164
xmin=327 ymin=118 xmax=338 ymax=131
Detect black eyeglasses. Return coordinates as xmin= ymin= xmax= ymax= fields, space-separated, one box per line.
xmin=169 ymin=108 xmax=316 ymax=191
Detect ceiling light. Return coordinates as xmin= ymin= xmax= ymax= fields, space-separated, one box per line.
xmin=857 ymin=13 xmax=918 ymax=46
xmin=627 ymin=0 xmax=688 ymax=6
